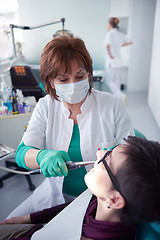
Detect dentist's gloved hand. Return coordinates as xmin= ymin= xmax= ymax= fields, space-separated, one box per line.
xmin=36 ymin=150 xmax=71 ymax=178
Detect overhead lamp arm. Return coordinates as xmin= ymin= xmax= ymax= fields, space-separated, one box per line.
xmin=10 ymin=18 xmax=65 ymax=59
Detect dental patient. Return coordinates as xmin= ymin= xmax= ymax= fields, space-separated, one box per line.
xmin=1 ymin=136 xmax=160 ymax=240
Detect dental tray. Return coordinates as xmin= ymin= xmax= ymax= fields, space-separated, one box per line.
xmin=0 ymin=144 xmax=15 ymax=161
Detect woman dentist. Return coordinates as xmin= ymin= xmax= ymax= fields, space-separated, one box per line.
xmin=8 ymin=35 xmax=134 ymax=218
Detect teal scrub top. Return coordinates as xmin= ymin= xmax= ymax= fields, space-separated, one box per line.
xmin=63 ymin=124 xmax=87 ymax=197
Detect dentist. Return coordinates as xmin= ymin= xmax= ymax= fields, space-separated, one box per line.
xmin=8 ymin=35 xmax=134 ymax=218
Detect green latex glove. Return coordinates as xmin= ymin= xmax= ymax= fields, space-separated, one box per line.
xmin=36 ymin=150 xmax=71 ymax=178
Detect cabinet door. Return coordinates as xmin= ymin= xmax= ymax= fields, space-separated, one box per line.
xmin=0 ymin=113 xmax=32 ymax=149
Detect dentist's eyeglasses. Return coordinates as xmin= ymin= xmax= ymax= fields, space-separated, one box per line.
xmin=98 ymin=146 xmax=124 ymax=198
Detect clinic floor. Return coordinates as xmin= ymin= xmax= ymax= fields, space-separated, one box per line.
xmin=0 ymin=91 xmax=160 ymax=222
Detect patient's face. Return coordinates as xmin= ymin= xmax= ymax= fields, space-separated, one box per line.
xmin=84 ymin=145 xmax=126 ymax=200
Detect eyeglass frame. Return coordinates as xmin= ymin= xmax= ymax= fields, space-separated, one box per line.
xmin=97 ymin=145 xmax=125 ymax=199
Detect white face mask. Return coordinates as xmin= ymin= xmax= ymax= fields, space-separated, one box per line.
xmin=54 ymin=78 xmax=90 ymax=104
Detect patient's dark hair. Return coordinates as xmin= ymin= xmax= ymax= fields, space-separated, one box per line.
xmin=116 ymin=136 xmax=160 ymax=225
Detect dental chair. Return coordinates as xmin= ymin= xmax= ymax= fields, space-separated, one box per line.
xmin=134 ymin=129 xmax=146 ymax=139
xmin=138 ymin=222 xmax=160 ymax=240
xmin=10 ymin=65 xmax=46 ymax=102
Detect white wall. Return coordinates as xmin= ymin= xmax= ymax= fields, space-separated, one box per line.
xmin=93 ymin=0 xmax=156 ymax=93
xmin=16 ymin=0 xmax=157 ymax=95
xmin=148 ymin=0 xmax=160 ymax=128
xmin=128 ymin=0 xmax=156 ymax=92
xmin=17 ymin=0 xmax=109 ymax=70
xmin=109 ymin=0 xmax=130 ymax=17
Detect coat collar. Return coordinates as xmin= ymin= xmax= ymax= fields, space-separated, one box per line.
xmin=61 ymin=91 xmax=93 ymax=118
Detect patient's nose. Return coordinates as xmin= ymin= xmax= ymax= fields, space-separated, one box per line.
xmin=96 ymin=149 xmax=107 ymax=160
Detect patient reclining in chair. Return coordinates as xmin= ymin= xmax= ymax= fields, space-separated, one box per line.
xmin=0 ymin=136 xmax=160 ymax=240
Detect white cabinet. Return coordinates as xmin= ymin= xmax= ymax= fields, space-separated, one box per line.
xmin=0 ymin=113 xmax=32 ymax=149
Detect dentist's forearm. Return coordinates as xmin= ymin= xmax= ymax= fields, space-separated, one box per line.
xmin=25 ymin=149 xmax=41 ymax=169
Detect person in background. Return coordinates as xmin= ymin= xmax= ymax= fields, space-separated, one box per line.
xmin=1 ymin=137 xmax=160 ymax=240
xmin=7 ymin=35 xmax=134 ymax=219
xmin=105 ymin=17 xmax=132 ymax=100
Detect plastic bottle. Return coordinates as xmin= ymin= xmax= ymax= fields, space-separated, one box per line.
xmin=11 ymin=90 xmax=19 ymax=114
xmin=0 ymin=95 xmax=3 ymax=107
xmin=16 ymin=89 xmax=25 ymax=113
xmin=0 ymin=80 xmax=12 ymax=114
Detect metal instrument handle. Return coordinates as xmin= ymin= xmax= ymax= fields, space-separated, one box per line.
xmin=66 ymin=161 xmax=95 ymax=170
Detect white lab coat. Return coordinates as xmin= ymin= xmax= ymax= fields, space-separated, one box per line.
xmin=31 ymin=189 xmax=92 ymax=240
xmin=22 ymin=88 xmax=133 ymax=159
xmin=9 ymin=88 xmax=134 ymax=217
xmin=104 ymin=29 xmax=131 ymax=97
xmin=105 ymin=28 xmax=131 ymax=68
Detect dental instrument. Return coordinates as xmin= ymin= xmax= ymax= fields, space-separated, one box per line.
xmin=66 ymin=160 xmax=95 ymax=170
xmin=0 ymin=160 xmax=95 ymax=175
